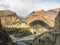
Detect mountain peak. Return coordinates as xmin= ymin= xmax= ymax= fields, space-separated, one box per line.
xmin=0 ymin=10 xmax=16 ymax=16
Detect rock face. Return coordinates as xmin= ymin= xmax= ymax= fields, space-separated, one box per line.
xmin=48 ymin=8 xmax=60 ymax=12
xmin=26 ymin=8 xmax=60 ymax=28
xmin=0 ymin=10 xmax=22 ymax=35
xmin=0 ymin=10 xmax=21 ymax=28
xmin=54 ymin=11 xmax=60 ymax=32
xmin=47 ymin=8 xmax=59 ymax=15
xmin=32 ymin=32 xmax=55 ymax=45
xmin=26 ymin=10 xmax=55 ymax=28
xmin=46 ymin=8 xmax=60 ymax=19
xmin=0 ymin=10 xmax=34 ymax=36
xmin=0 ymin=19 xmax=15 ymax=45
xmin=53 ymin=11 xmax=60 ymax=45
xmin=31 ymin=11 xmax=60 ymax=45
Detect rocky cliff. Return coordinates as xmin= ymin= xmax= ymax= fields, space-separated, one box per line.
xmin=0 ymin=10 xmax=34 ymax=36
xmin=46 ymin=8 xmax=60 ymax=19
xmin=54 ymin=11 xmax=60 ymax=32
xmin=26 ymin=11 xmax=60 ymax=45
xmin=26 ymin=10 xmax=55 ymax=28
xmin=25 ymin=10 xmax=55 ymax=34
xmin=0 ymin=10 xmax=22 ymax=28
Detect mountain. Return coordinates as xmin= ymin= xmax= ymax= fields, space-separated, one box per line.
xmin=49 ymin=8 xmax=60 ymax=12
xmin=26 ymin=10 xmax=55 ymax=28
xmin=47 ymin=8 xmax=60 ymax=16
xmin=25 ymin=10 xmax=55 ymax=34
xmin=0 ymin=10 xmax=22 ymax=30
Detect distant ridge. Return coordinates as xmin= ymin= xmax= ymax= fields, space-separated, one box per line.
xmin=0 ymin=10 xmax=17 ymax=16
xmin=47 ymin=8 xmax=60 ymax=16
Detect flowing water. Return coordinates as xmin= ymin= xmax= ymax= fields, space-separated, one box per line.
xmin=10 ymin=34 xmax=38 ymax=45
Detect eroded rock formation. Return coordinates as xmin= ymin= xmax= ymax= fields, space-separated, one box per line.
xmin=54 ymin=11 xmax=60 ymax=32
xmin=31 ymin=11 xmax=60 ymax=45
xmin=0 ymin=18 xmax=15 ymax=45
xmin=53 ymin=11 xmax=60 ymax=45
xmin=0 ymin=10 xmax=22 ymax=35
xmin=26 ymin=10 xmax=55 ymax=28
xmin=0 ymin=10 xmax=22 ymax=28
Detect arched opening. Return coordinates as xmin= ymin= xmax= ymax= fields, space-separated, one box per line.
xmin=30 ymin=20 xmax=52 ymax=30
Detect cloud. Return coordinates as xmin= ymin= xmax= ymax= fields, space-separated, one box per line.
xmin=34 ymin=2 xmax=60 ymax=11
xmin=46 ymin=0 xmax=60 ymax=3
xmin=37 ymin=0 xmax=60 ymax=3
xmin=0 ymin=0 xmax=34 ymax=17
xmin=0 ymin=0 xmax=60 ymax=18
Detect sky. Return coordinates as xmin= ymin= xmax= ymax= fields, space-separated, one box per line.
xmin=0 ymin=0 xmax=60 ymax=18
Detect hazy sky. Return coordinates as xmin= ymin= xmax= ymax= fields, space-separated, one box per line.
xmin=0 ymin=0 xmax=60 ymax=17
